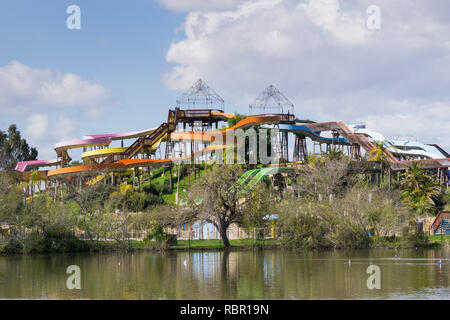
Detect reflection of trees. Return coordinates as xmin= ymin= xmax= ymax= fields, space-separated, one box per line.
xmin=0 ymin=250 xmax=448 ymax=299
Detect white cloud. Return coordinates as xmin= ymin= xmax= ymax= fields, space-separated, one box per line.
xmin=157 ymin=0 xmax=245 ymax=12
xmin=24 ymin=114 xmax=49 ymax=141
xmin=163 ymin=0 xmax=450 ymax=150
xmin=0 ymin=61 xmax=109 ymax=114
xmin=51 ymin=116 xmax=77 ymax=141
xmin=23 ymin=113 xmax=78 ymax=160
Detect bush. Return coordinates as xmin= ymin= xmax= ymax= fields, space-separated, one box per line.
xmin=147 ymin=180 xmax=171 ymax=195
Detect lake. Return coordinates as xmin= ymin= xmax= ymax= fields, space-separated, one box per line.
xmin=0 ymin=248 xmax=448 ymax=299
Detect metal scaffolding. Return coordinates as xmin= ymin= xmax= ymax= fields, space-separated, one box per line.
xmin=249 ymin=85 xmax=294 ymax=115
xmin=176 ymin=79 xmax=225 ymax=110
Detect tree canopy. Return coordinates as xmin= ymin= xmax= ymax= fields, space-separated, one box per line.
xmin=0 ymin=124 xmax=38 ymax=170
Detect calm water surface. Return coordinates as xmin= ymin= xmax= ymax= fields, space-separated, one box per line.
xmin=0 ymin=249 xmax=449 ymax=299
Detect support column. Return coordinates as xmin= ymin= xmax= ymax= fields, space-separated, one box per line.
xmin=293 ymin=134 xmax=308 ymax=163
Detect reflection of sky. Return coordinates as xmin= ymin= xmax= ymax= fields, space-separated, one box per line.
xmin=191 ymin=252 xmax=220 ymax=282
xmin=192 ymin=221 xmax=220 ymax=239
xmin=263 ymin=253 xmax=281 ymax=285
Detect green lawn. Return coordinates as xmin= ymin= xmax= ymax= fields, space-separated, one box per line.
xmin=171 ymin=238 xmax=279 ymax=249
xmin=428 ymin=234 xmax=450 ymax=245
xmin=129 ymin=238 xmax=280 ymax=250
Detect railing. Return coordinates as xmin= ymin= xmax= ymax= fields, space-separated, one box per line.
xmin=176 ymin=109 xmax=225 ymax=120
xmin=336 ymin=122 xmax=398 ymax=162
xmin=125 ymin=123 xmax=167 ymax=158
xmin=250 ymin=113 xmax=295 ymax=122
xmin=431 ymin=211 xmax=450 ymax=234
xmin=427 ymin=144 xmax=450 ymax=158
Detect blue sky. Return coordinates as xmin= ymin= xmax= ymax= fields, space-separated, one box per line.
xmin=1 ymin=0 xmax=449 ymax=160
xmin=0 ymin=0 xmax=187 ymax=158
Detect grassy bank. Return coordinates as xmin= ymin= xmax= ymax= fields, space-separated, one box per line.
xmin=2 ymin=236 xmax=448 ymax=255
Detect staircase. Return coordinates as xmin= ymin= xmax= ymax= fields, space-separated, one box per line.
xmin=101 ymin=123 xmax=172 ymax=164
xmin=336 ymin=122 xmax=398 ymax=162
xmin=431 ymin=211 xmax=450 ymax=235
xmin=125 ymin=122 xmax=170 ymax=158
xmin=436 ymin=220 xmax=450 ymax=235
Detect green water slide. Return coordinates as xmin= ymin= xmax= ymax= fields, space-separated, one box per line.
xmin=240 ymin=167 xmax=293 ymax=194
xmin=179 ymin=167 xmax=292 ymax=205
xmin=237 ymin=168 xmax=261 ymax=185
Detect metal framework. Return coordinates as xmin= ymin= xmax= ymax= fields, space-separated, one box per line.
xmin=293 ymin=134 xmax=308 ymax=163
xmin=249 ymin=85 xmax=294 ymax=115
xmin=176 ymin=79 xmax=225 ymax=110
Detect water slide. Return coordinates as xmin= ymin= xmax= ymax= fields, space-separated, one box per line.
xmin=45 ymin=115 xmax=286 ymax=178
xmin=347 ymin=124 xmax=450 ymax=175
xmin=347 ymin=124 xmax=448 ymax=160
xmin=17 ymin=110 xmax=449 ymax=180
xmin=170 ymin=115 xmax=288 ymax=142
xmin=262 ymin=124 xmax=350 ymax=145
xmin=241 ymin=167 xmax=293 ymax=193
xmin=237 ymin=168 xmax=261 ymax=185
xmin=15 ymin=158 xmax=61 ymax=172
xmin=47 ymin=145 xmax=228 ymax=178
xmin=55 ymin=127 xmax=158 ymax=160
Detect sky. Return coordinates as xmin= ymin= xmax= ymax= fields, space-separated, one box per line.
xmin=0 ymin=0 xmax=449 ymax=160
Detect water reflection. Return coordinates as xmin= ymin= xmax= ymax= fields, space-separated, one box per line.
xmin=0 ymin=248 xmax=448 ymax=299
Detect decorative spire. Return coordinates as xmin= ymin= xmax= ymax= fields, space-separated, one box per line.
xmin=249 ymin=85 xmax=294 ymax=115
xmin=176 ymin=79 xmax=225 ymax=110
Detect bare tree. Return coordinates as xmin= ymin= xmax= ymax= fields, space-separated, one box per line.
xmin=186 ymin=165 xmax=245 ymax=248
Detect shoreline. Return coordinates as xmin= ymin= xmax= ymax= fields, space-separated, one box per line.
xmin=1 ymin=236 xmax=448 ymax=255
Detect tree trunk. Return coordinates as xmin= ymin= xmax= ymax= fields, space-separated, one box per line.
xmin=169 ymin=166 xmax=173 ymax=193
xmin=380 ymin=163 xmax=384 ymax=184
xmin=388 ymin=168 xmax=392 ymax=188
xmin=219 ymin=223 xmax=231 ymax=248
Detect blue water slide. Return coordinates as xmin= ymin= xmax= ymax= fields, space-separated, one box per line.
xmin=263 ymin=124 xmax=350 ymax=145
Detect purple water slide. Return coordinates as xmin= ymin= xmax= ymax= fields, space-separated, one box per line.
xmin=15 ymin=158 xmax=60 ymax=172
xmin=54 ymin=137 xmax=112 ymax=152
xmin=83 ymin=128 xmax=156 ymax=140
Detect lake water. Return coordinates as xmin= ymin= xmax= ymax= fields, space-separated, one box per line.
xmin=0 ymin=248 xmax=449 ymax=299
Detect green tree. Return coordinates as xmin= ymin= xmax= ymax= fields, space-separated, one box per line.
xmin=0 ymin=124 xmax=38 ymax=170
xmin=63 ymin=182 xmax=117 ymax=241
xmin=0 ymin=172 xmax=25 ymax=250
xmin=324 ymin=148 xmax=346 ymax=161
xmin=368 ymin=140 xmax=388 ymax=183
xmin=227 ymin=113 xmax=247 ymax=127
xmin=400 ymin=162 xmax=441 ymax=216
xmin=69 ymin=160 xmax=83 ymax=167
xmin=186 ymin=165 xmax=245 ymax=248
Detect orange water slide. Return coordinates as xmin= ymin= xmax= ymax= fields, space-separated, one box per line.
xmin=171 ymin=115 xmax=283 ymax=142
xmin=118 ymin=145 xmax=227 ymax=168
xmin=47 ymin=145 xmax=227 ymax=177
xmin=47 ymin=163 xmax=126 ymax=177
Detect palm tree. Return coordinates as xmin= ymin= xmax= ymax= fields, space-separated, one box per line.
xmin=30 ymin=170 xmax=41 ymax=201
xmin=324 ymin=148 xmax=345 ymax=161
xmin=369 ymin=141 xmax=388 ymax=184
xmin=400 ymin=162 xmax=441 ymax=216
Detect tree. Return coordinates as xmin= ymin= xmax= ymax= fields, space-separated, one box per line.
xmin=324 ymin=148 xmax=346 ymax=161
xmin=63 ymin=181 xmax=117 ymax=241
xmin=400 ymin=162 xmax=441 ymax=216
xmin=0 ymin=172 xmax=25 ymax=248
xmin=227 ymin=113 xmax=247 ymax=127
xmin=368 ymin=141 xmax=388 ymax=184
xmin=0 ymin=124 xmax=38 ymax=170
xmin=186 ymin=165 xmax=245 ymax=248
